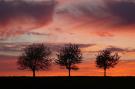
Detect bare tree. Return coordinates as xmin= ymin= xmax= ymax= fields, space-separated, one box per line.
xmin=56 ymin=43 xmax=82 ymax=77
xmin=17 ymin=43 xmax=51 ymax=77
xmin=96 ymin=49 xmax=120 ymax=76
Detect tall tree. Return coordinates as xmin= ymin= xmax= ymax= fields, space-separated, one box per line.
xmin=56 ymin=43 xmax=82 ymax=77
xmin=96 ymin=49 xmax=120 ymax=76
xmin=17 ymin=43 xmax=51 ymax=77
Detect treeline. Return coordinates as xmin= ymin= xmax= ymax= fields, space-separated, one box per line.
xmin=17 ymin=43 xmax=120 ymax=77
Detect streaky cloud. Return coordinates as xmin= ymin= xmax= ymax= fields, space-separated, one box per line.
xmin=0 ymin=42 xmax=95 ymax=57
xmin=106 ymin=46 xmax=135 ymax=53
xmin=56 ymin=0 xmax=135 ymax=28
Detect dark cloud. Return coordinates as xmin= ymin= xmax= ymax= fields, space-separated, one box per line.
xmin=106 ymin=0 xmax=135 ymax=26
xmin=0 ymin=42 xmax=95 ymax=57
xmin=106 ymin=46 xmax=135 ymax=53
xmin=0 ymin=0 xmax=56 ymax=36
xmin=1 ymin=42 xmax=135 ymax=58
xmin=106 ymin=46 xmax=126 ymax=52
xmin=78 ymin=44 xmax=96 ymax=48
xmin=44 ymin=43 xmax=95 ymax=52
xmin=57 ymin=0 xmax=135 ymax=28
xmin=86 ymin=46 xmax=135 ymax=54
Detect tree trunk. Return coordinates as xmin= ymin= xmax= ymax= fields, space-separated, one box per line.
xmin=104 ymin=68 xmax=106 ymax=77
xmin=33 ymin=70 xmax=35 ymax=77
xmin=68 ymin=68 xmax=71 ymax=77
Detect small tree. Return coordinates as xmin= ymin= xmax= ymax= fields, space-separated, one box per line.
xmin=56 ymin=43 xmax=82 ymax=77
xmin=96 ymin=49 xmax=120 ymax=76
xmin=17 ymin=43 xmax=51 ymax=77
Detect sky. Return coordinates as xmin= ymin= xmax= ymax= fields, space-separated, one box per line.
xmin=0 ymin=0 xmax=135 ymax=76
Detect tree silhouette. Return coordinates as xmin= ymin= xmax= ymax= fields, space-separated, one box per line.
xmin=17 ymin=43 xmax=51 ymax=77
xmin=96 ymin=49 xmax=120 ymax=76
xmin=56 ymin=43 xmax=82 ymax=77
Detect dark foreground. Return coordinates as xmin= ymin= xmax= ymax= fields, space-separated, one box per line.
xmin=0 ymin=76 xmax=135 ymax=89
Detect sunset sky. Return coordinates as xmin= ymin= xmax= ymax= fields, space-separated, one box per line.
xmin=0 ymin=0 xmax=135 ymax=76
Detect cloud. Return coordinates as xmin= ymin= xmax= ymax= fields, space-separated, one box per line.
xmin=0 ymin=42 xmax=95 ymax=58
xmin=56 ymin=0 xmax=135 ymax=28
xmin=0 ymin=0 xmax=56 ymax=37
xmin=44 ymin=43 xmax=95 ymax=52
xmin=0 ymin=42 xmax=29 ymax=52
xmin=106 ymin=46 xmax=126 ymax=52
xmin=86 ymin=45 xmax=135 ymax=55
xmin=1 ymin=42 xmax=135 ymax=59
xmin=95 ymin=31 xmax=114 ymax=37
xmin=106 ymin=46 xmax=135 ymax=53
xmin=78 ymin=44 xmax=96 ymax=48
xmin=106 ymin=0 xmax=135 ymax=26
xmin=26 ymin=32 xmax=52 ymax=36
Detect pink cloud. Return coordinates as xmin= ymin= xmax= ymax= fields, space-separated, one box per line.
xmin=0 ymin=1 xmax=55 ymax=37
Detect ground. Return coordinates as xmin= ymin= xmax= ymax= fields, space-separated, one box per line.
xmin=0 ymin=76 xmax=134 ymax=89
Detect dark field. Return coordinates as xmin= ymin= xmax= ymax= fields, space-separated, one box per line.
xmin=0 ymin=76 xmax=135 ymax=89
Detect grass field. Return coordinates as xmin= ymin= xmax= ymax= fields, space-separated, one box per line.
xmin=0 ymin=76 xmax=135 ymax=89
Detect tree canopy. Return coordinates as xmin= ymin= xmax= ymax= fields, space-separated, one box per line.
xmin=56 ymin=43 xmax=82 ymax=76
xmin=17 ymin=43 xmax=52 ymax=77
xmin=96 ymin=49 xmax=120 ymax=76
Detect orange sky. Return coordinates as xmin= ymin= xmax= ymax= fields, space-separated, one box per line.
xmin=0 ymin=0 xmax=135 ymax=76
xmin=1 ymin=59 xmax=135 ymax=76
